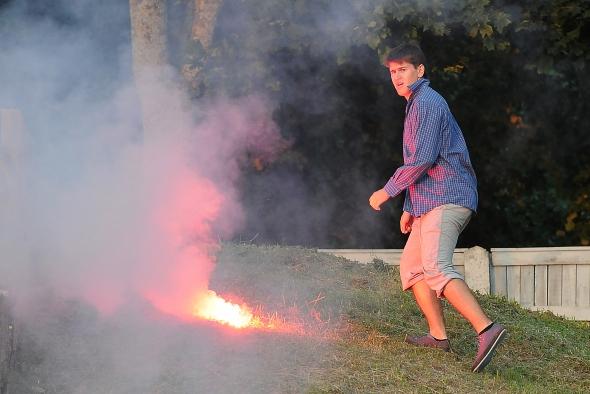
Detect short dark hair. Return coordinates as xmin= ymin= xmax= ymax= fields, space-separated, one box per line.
xmin=385 ymin=43 xmax=426 ymax=68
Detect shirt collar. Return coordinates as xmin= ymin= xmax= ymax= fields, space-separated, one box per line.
xmin=408 ymin=78 xmax=429 ymax=94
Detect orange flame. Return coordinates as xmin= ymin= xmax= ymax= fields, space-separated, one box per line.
xmin=192 ymin=291 xmax=309 ymax=334
xmin=193 ymin=290 xmax=258 ymax=329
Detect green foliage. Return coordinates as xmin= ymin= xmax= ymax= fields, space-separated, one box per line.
xmin=362 ymin=0 xmax=514 ymax=54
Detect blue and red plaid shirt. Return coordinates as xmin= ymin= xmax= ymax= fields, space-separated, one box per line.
xmin=383 ymin=78 xmax=478 ymax=217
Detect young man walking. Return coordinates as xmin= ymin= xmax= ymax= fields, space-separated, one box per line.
xmin=369 ymin=43 xmax=507 ymax=372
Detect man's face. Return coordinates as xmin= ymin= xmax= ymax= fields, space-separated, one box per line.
xmin=388 ymin=60 xmax=424 ymax=100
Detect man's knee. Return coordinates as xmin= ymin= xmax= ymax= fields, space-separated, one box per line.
xmin=423 ymin=270 xmax=464 ymax=298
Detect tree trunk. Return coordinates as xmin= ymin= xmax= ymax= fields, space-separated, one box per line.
xmin=129 ymin=0 xmax=168 ymax=71
xmin=192 ymin=0 xmax=222 ymax=50
xmin=182 ymin=0 xmax=223 ymax=95
xmin=129 ymin=0 xmax=169 ymax=137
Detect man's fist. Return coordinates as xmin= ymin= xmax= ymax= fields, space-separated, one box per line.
xmin=369 ymin=189 xmax=390 ymax=211
xmin=400 ymin=211 xmax=414 ymax=234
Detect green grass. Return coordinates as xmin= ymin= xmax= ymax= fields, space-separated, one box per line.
xmin=213 ymin=243 xmax=590 ymax=393
xmin=9 ymin=243 xmax=590 ymax=393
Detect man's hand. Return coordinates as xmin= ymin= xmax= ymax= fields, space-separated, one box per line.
xmin=369 ymin=189 xmax=390 ymax=211
xmin=400 ymin=211 xmax=413 ymax=234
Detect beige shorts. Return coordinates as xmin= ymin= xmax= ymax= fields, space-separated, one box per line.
xmin=400 ymin=204 xmax=472 ymax=297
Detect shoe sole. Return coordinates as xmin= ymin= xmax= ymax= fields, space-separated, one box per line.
xmin=472 ymin=328 xmax=507 ymax=373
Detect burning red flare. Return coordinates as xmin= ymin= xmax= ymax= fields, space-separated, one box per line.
xmin=192 ymin=291 xmax=300 ymax=333
xmin=193 ymin=290 xmax=256 ymax=328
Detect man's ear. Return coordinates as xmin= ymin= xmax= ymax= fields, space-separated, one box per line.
xmin=418 ymin=64 xmax=425 ymax=78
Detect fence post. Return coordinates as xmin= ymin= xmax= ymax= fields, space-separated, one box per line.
xmin=464 ymin=246 xmax=491 ymax=294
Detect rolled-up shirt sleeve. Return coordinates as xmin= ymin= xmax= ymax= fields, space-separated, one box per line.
xmin=383 ymin=102 xmax=443 ymax=197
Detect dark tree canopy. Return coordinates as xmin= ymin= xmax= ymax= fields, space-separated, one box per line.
xmin=185 ymin=0 xmax=590 ymax=248
xmin=2 ymin=0 xmax=589 ymax=248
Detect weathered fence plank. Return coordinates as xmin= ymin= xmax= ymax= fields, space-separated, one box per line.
xmin=520 ymin=266 xmax=535 ymax=306
xmin=562 ymin=265 xmax=577 ymax=307
xmin=506 ymin=266 xmax=521 ymax=303
xmin=492 ymin=266 xmax=507 ymax=297
xmin=534 ymin=265 xmax=548 ymax=306
xmin=576 ymin=265 xmax=590 ymax=307
xmin=547 ymin=265 xmax=563 ymax=306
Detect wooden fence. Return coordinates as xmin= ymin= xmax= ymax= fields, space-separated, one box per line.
xmin=490 ymin=247 xmax=590 ymax=320
xmin=319 ymin=246 xmax=590 ymax=320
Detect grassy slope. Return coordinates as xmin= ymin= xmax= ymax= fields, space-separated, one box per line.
xmin=215 ymin=243 xmax=590 ymax=393
xmin=8 ymin=243 xmax=589 ymax=393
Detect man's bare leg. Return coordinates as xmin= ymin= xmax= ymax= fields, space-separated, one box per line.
xmin=411 ymin=279 xmax=447 ymax=339
xmin=442 ymin=279 xmax=492 ymax=333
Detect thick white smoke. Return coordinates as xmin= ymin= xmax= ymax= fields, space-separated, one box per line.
xmin=0 ymin=1 xmax=286 ymax=319
xmin=0 ymin=2 xmax=343 ymax=392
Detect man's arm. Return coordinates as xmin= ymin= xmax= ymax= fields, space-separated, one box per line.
xmin=383 ymin=103 xmax=444 ymax=198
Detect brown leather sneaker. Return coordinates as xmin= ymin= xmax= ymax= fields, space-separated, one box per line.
xmin=472 ymin=323 xmax=508 ymax=372
xmin=404 ymin=334 xmax=451 ymax=352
